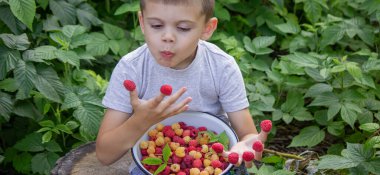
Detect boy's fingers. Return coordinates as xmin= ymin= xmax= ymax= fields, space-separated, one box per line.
xmin=244 ymin=160 xmax=253 ymax=168
xmin=152 ymin=93 xmax=165 ymax=106
xmin=254 ymin=150 xmax=263 ymax=161
xmin=258 ymin=131 xmax=269 ymax=143
xmin=129 ymin=90 xmax=140 ymax=107
xmin=161 ymin=87 xmax=187 ymax=107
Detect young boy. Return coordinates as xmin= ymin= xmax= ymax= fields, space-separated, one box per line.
xmin=96 ymin=0 xmax=269 ymax=174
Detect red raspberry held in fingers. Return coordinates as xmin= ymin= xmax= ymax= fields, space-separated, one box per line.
xmin=252 ymin=140 xmax=264 ymax=152
xmin=242 ymin=151 xmax=255 ymax=161
xmin=160 ymin=84 xmax=172 ymax=95
xmin=123 ymin=80 xmax=136 ymax=91
xmin=260 ymin=120 xmax=272 ymax=132
xmin=211 ymin=143 xmax=224 ymax=153
xmin=228 ymin=152 xmax=239 ymax=164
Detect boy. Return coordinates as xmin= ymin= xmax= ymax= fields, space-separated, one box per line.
xmin=96 ymin=0 xmax=269 ymax=174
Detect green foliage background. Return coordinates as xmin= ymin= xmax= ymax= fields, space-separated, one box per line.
xmin=0 ymin=0 xmax=379 ymax=174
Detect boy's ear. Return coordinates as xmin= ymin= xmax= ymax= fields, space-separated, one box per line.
xmin=201 ymin=17 xmax=218 ymax=40
xmin=138 ymin=11 xmax=145 ymax=34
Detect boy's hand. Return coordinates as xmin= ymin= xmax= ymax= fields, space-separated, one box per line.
xmin=125 ymin=81 xmax=192 ymax=126
xmin=223 ymin=120 xmax=272 ymax=168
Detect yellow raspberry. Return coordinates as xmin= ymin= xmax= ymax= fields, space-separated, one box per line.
xmin=171 ymin=123 xmax=181 ymax=130
xmin=204 ymin=166 xmax=214 ymax=174
xmin=175 ymin=128 xmax=183 ymax=136
xmin=139 ymin=141 xmax=149 ymax=149
xmin=148 ymin=141 xmax=156 ymax=148
xmin=203 ymin=159 xmax=211 ymax=167
xmin=170 ymin=142 xmax=180 ymax=151
xmin=155 ymin=136 xmax=165 ymax=147
xmin=148 ymin=129 xmax=158 ymax=138
xmin=164 ymin=137 xmax=171 ymax=144
xmin=194 ymin=151 xmax=202 ymax=159
xmin=147 ymin=146 xmax=155 ymax=154
xmin=189 ymin=150 xmax=197 ymax=157
xmin=170 ymin=163 xmax=180 ymax=172
xmin=190 ymin=168 xmax=200 ymax=175
xmin=198 ymin=136 xmax=209 ymax=145
xmin=156 ymin=123 xmax=164 ymax=131
xmin=214 ymin=168 xmax=223 ymax=175
xmin=175 ymin=147 xmax=186 ymax=157
xmin=183 ymin=136 xmax=191 ymax=143
xmin=210 ymin=154 xmax=219 ymax=161
xmin=200 ymin=171 xmax=209 ymax=175
xmin=201 ymin=144 xmax=209 ymax=153
xmin=157 ymin=131 xmax=164 ymax=138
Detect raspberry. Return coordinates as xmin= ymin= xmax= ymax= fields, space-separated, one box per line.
xmin=192 ymin=159 xmax=203 ymax=168
xmin=123 ymin=80 xmax=136 ymax=91
xmin=228 ymin=152 xmax=239 ymax=164
xmin=211 ymin=160 xmax=223 ymax=168
xmin=252 ymin=140 xmax=264 ymax=152
xmin=198 ymin=126 xmax=207 ymax=131
xmin=160 ymin=84 xmax=172 ymax=95
xmin=211 ymin=143 xmax=224 ymax=153
xmin=189 ymin=140 xmax=198 ymax=147
xmin=242 ymin=151 xmax=254 ymax=161
xmin=177 ymin=172 xmax=186 ymax=175
xmin=260 ymin=120 xmax=272 ymax=132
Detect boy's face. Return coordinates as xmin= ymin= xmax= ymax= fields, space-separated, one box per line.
xmin=139 ymin=1 xmax=217 ymax=69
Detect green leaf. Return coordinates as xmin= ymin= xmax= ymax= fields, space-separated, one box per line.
xmin=0 ymin=92 xmax=13 ymax=121
xmin=154 ymin=163 xmax=167 ymax=175
xmin=327 ymin=121 xmax=345 ymax=136
xmin=363 ymin=158 xmax=380 ymax=174
xmin=141 ymin=157 xmax=162 ymax=165
xmin=55 ymin=50 xmax=80 ymax=68
xmin=289 ymin=126 xmax=325 ymax=147
xmin=103 ymin=23 xmax=125 ymax=40
xmin=9 ymin=0 xmax=36 ymax=30
xmin=14 ymin=133 xmax=44 ymax=152
xmin=56 ymin=124 xmax=73 ymax=134
xmin=0 ymin=78 xmax=18 ymax=92
xmin=86 ymin=33 xmax=109 ymax=56
xmin=253 ymin=36 xmax=276 ymax=49
xmin=62 ymin=25 xmax=87 ymax=38
xmin=359 ymin=123 xmax=380 ymax=133
xmin=342 ymin=143 xmax=373 ymax=162
xmin=44 ymin=141 xmax=62 ymax=153
xmin=73 ymin=105 xmax=102 ymax=136
xmin=50 ymin=32 xmax=70 ymax=48
xmin=341 ymin=103 xmax=358 ymax=128
xmin=0 ymin=6 xmax=24 ymax=34
xmin=304 ymin=83 xmax=333 ymax=97
xmin=304 ymin=0 xmax=322 ymax=23
xmin=309 ymin=92 xmax=339 ymax=107
xmin=13 ymin=152 xmax=32 ymax=174
xmin=31 ymin=152 xmax=59 ymax=175
xmin=0 ymin=33 xmax=30 ymax=50
xmin=76 ymin=5 xmax=102 ymax=28
xmin=65 ymin=121 xmax=80 ymax=130
xmin=321 ymin=25 xmax=345 ymax=48
xmin=285 ymin=52 xmax=319 ymax=68
xmin=13 ymin=100 xmax=43 ymax=120
xmin=32 ymin=65 xmax=64 ymax=103
xmin=162 ymin=143 xmax=171 ymax=163
xmin=39 ymin=120 xmax=55 ymax=128
xmin=49 ymin=0 xmax=76 ymax=25
xmin=218 ymin=131 xmax=230 ymax=149
xmin=14 ymin=60 xmax=36 ymax=100
xmin=274 ymin=22 xmax=300 ymax=34
xmin=346 ymin=62 xmax=363 ymax=81
xmin=23 ymin=46 xmax=57 ymax=63
xmin=327 ymin=103 xmax=341 ymax=120
xmin=281 ymin=90 xmax=303 ymax=112
xmin=318 ymin=155 xmax=359 ymax=170
xmin=0 ymin=46 xmax=21 ymax=80
xmin=114 ymin=1 xmax=140 ymax=15
xmin=42 ymin=131 xmax=52 ymax=143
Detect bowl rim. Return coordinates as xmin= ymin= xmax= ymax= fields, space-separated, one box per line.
xmin=131 ymin=111 xmax=239 ymax=175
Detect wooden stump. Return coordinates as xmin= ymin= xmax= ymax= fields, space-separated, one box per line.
xmin=51 ymin=142 xmax=133 ymax=175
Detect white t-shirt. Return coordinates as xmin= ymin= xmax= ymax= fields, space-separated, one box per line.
xmin=102 ymin=40 xmax=249 ymax=122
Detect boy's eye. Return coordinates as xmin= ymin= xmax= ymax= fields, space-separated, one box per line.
xmin=177 ymin=27 xmax=190 ymax=32
xmin=151 ymin=25 xmax=162 ymax=29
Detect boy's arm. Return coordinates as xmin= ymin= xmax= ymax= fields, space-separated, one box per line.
xmin=96 ymin=87 xmax=192 ymax=165
xmin=228 ymin=108 xmax=258 ymax=140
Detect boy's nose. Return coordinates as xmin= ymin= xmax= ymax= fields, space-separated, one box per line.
xmin=161 ymin=31 xmax=175 ymax=43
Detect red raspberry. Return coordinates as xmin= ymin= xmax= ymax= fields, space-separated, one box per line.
xmin=160 ymin=84 xmax=172 ymax=95
xmin=211 ymin=143 xmax=224 ymax=153
xmin=242 ymin=151 xmax=254 ymax=161
xmin=211 ymin=160 xmax=223 ymax=168
xmin=123 ymin=80 xmax=136 ymax=91
xmin=228 ymin=152 xmax=239 ymax=164
xmin=260 ymin=120 xmax=272 ymax=132
xmin=192 ymin=159 xmax=203 ymax=168
xmin=252 ymin=140 xmax=264 ymax=152
xmin=163 ymin=128 xmax=175 ymax=138
xmin=177 ymin=172 xmax=186 ymax=175
xmin=189 ymin=140 xmax=198 ymax=147
xmin=198 ymin=126 xmax=207 ymax=131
